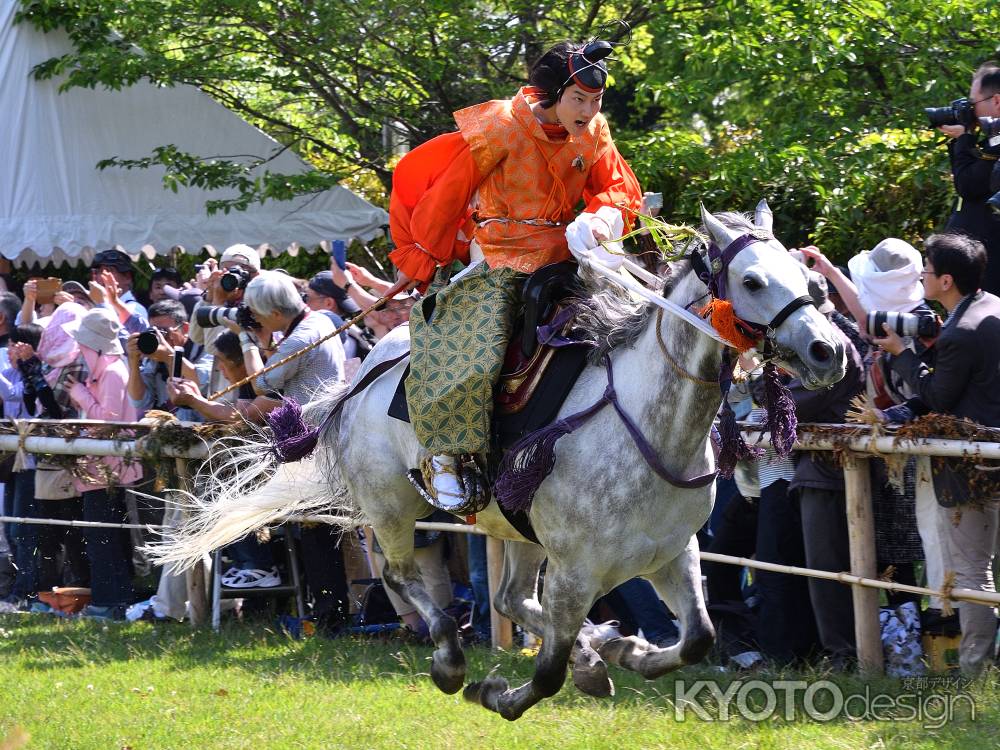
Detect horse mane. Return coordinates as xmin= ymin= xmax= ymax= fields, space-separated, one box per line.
xmin=566 ymin=211 xmax=771 ymax=362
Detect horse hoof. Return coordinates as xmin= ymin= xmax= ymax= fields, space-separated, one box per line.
xmin=431 ymin=649 xmax=466 ymax=695
xmin=463 ymin=675 xmax=509 ymax=708
xmin=572 ymin=647 xmax=615 ymax=698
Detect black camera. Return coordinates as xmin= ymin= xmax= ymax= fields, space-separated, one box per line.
xmin=866 ymin=310 xmax=941 ymax=339
xmin=925 ymin=98 xmax=977 ymax=130
xmin=220 ymin=265 xmax=252 ymax=293
xmin=195 ymin=303 xmax=260 ymax=330
xmin=136 ymin=329 xmax=161 ymax=355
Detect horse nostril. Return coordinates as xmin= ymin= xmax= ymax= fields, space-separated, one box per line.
xmin=809 ymin=340 xmax=834 ymax=364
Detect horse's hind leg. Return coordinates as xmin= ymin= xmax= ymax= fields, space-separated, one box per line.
xmin=598 ymin=536 xmax=715 ymax=679
xmin=376 ymin=520 xmax=466 ymax=694
xmin=465 ymin=563 xmax=596 ymax=720
xmin=493 ymin=540 xmax=547 ymax=632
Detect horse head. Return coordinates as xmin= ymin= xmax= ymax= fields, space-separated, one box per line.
xmin=700 ymin=204 xmax=846 ymax=389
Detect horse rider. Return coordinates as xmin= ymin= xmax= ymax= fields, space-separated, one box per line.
xmin=386 ymin=39 xmax=643 ymax=513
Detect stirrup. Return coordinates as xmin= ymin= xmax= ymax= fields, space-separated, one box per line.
xmin=407 ymin=456 xmax=490 ymax=516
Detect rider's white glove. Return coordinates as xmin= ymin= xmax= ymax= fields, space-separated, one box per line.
xmin=565 ymin=206 xmax=626 ymax=271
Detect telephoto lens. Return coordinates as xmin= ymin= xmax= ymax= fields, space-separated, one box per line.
xmin=136 ymin=329 xmax=160 ymax=355
xmin=194 ymin=305 xmax=238 ymax=328
xmin=924 ymin=98 xmax=976 ymax=129
xmin=866 ymin=310 xmax=941 ymax=339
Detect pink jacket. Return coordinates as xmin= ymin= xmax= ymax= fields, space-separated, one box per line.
xmin=69 ymin=350 xmax=142 ymax=491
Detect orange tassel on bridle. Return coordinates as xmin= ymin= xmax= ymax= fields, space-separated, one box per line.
xmin=699 ymin=298 xmax=759 ymax=352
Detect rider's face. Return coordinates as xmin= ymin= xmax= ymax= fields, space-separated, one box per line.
xmin=555 ymin=85 xmax=603 ymax=135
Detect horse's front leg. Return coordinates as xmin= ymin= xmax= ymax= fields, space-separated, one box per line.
xmin=465 ymin=564 xmax=596 ymax=720
xmin=376 ymin=519 xmax=466 ymax=694
xmin=597 ymin=535 xmax=715 ymax=679
xmin=494 ymin=540 xmax=613 ymax=698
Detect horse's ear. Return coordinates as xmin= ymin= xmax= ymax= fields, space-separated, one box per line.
xmin=700 ymin=203 xmax=742 ymax=249
xmin=754 ymin=199 xmax=774 ymax=231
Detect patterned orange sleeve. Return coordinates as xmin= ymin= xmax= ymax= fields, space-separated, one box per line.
xmin=583 ymin=138 xmax=643 ymax=231
xmin=388 ymin=132 xmax=481 ymax=283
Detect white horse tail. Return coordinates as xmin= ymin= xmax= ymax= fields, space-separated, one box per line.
xmin=147 ymin=382 xmax=360 ymax=572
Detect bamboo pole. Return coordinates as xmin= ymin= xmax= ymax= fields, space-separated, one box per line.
xmin=843 ymin=455 xmax=883 ymax=674
xmin=486 ymin=537 xmax=514 ymax=650
xmin=0 ymin=434 xmax=208 ymax=459
xmin=176 ymin=457 xmax=208 ymax=628
xmin=742 ymin=427 xmax=1000 ymax=460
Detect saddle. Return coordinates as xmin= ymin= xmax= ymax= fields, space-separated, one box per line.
xmin=388 ymin=262 xmax=590 ymax=540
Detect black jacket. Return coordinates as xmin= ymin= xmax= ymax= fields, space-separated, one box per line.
xmin=891 ymin=291 xmax=1000 ymax=427
xmin=945 ymin=134 xmax=1000 ymax=294
xmin=891 ymin=291 xmax=1000 ymax=504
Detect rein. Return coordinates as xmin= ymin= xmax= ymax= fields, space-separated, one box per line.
xmin=494 ymin=354 xmax=717 ymax=510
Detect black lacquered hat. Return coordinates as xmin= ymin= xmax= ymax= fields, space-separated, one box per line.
xmin=563 ymin=40 xmax=613 ymax=93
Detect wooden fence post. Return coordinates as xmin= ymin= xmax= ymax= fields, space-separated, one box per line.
xmin=843 ymin=454 xmax=883 ymax=674
xmin=486 ymin=536 xmax=513 ymax=650
xmin=175 ymin=458 xmax=208 ymax=628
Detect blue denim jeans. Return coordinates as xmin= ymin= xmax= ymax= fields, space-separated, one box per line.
xmin=609 ymin=577 xmax=679 ymax=644
xmin=226 ymin=535 xmax=275 ymax=570
xmin=10 ymin=470 xmax=38 ymax=599
xmin=81 ymin=488 xmax=135 ymax=608
xmin=467 ymin=535 xmax=491 ymax=639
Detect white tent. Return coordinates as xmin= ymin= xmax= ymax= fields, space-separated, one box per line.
xmin=0 ymin=1 xmax=389 ymax=268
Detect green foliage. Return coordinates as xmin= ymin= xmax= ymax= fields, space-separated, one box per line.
xmin=616 ymin=0 xmax=1000 ymax=261
xmin=15 ymin=0 xmax=1000 ymax=262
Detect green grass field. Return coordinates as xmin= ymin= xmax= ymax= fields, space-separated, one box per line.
xmin=0 ymin=615 xmax=997 ymax=750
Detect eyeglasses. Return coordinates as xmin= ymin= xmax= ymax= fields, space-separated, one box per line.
xmin=153 ymin=323 xmax=183 ymax=335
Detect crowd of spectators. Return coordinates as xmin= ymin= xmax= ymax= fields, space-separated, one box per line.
xmin=0 ymin=243 xmax=497 ymax=642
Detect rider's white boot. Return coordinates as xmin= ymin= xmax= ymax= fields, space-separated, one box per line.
xmin=426 ymin=454 xmax=467 ymax=510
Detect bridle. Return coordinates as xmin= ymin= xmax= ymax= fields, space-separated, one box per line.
xmin=689 ymin=232 xmax=816 ymax=350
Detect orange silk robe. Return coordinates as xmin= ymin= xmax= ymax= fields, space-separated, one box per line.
xmin=389 ymin=87 xmax=642 ymax=283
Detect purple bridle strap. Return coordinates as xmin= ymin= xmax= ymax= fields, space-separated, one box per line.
xmin=549 ymin=357 xmax=717 ymax=490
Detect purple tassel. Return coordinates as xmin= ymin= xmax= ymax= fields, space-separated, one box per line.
xmin=717 ymin=401 xmax=762 ymax=479
xmin=762 ymin=362 xmax=798 ymax=458
xmin=266 ymin=397 xmax=320 ymax=463
xmin=494 ymin=420 xmax=576 ymax=512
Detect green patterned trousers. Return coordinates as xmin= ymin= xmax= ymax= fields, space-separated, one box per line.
xmin=406 ymin=264 xmax=522 ymax=455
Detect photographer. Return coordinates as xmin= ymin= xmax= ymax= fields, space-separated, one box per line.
xmin=189 ymin=244 xmax=261 ymax=395
xmin=218 ymin=271 xmax=349 ymax=630
xmin=873 ymin=232 xmax=1000 ymax=676
xmin=937 ymin=62 xmax=1000 ymax=294
xmin=125 ymin=300 xmax=212 ymax=422
xmin=229 ymin=270 xmax=346 ymax=412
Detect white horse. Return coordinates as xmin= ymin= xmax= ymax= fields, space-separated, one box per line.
xmin=157 ymin=206 xmax=846 ymax=721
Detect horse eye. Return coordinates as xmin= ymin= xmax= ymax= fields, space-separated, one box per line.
xmin=743 ymin=276 xmax=763 ymax=292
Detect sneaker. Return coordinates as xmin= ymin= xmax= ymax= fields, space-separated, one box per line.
xmin=223 ymin=567 xmax=281 ymax=589
xmin=219 ymin=567 xmax=241 ymax=586
xmin=78 ymin=604 xmax=127 ymax=621
xmin=0 ymin=599 xmax=21 ymax=614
